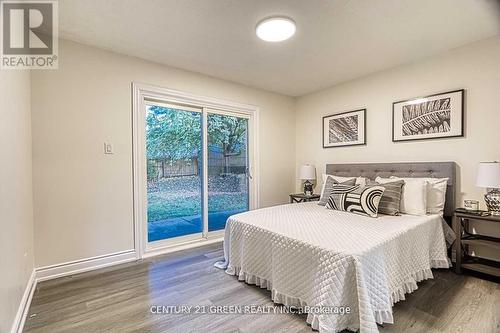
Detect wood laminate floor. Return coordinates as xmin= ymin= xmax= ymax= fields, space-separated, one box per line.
xmin=24 ymin=243 xmax=500 ymax=333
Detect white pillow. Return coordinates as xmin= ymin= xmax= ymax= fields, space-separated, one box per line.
xmin=376 ymin=176 xmax=428 ymax=215
xmin=355 ymin=177 xmax=367 ymax=187
xmin=390 ymin=176 xmax=448 ymax=214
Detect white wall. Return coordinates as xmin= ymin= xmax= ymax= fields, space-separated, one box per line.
xmin=31 ymin=39 xmax=296 ymax=268
xmin=0 ymin=70 xmax=34 ymax=332
xmin=295 ymin=36 xmax=500 ymax=259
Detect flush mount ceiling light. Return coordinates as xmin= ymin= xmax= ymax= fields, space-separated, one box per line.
xmin=256 ymin=16 xmax=296 ymax=42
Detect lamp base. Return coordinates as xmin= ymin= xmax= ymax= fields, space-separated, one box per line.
xmin=303 ymin=180 xmax=313 ymax=196
xmin=484 ymin=188 xmax=500 ymax=216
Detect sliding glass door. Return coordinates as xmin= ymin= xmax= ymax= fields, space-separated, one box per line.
xmin=143 ymin=101 xmax=254 ymax=248
xmin=146 ymin=103 xmax=203 ymax=243
xmin=207 ymin=112 xmax=250 ymax=232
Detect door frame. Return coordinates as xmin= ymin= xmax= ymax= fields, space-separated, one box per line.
xmin=132 ymin=82 xmax=260 ymax=258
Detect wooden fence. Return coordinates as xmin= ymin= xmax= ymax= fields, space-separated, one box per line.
xmin=149 ymin=149 xmax=247 ymax=179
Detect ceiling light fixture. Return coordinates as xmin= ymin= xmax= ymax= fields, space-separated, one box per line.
xmin=256 ymin=16 xmax=296 ymax=42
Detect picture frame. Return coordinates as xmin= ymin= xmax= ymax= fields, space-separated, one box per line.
xmin=322 ymin=109 xmax=366 ymax=148
xmin=464 ymin=199 xmax=479 ymax=211
xmin=392 ymin=89 xmax=464 ymax=142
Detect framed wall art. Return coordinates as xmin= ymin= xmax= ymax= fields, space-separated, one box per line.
xmin=392 ymin=89 xmax=464 ymax=142
xmin=322 ymin=109 xmax=366 ymax=148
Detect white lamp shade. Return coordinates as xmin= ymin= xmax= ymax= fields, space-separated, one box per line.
xmin=476 ymin=162 xmax=500 ymax=188
xmin=299 ymin=165 xmax=316 ymax=180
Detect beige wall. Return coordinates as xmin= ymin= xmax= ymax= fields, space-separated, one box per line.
xmin=0 ymin=70 xmax=34 ymax=332
xmin=295 ymin=36 xmax=500 ymax=259
xmin=30 ymin=37 xmax=500 ymax=268
xmin=31 ymin=39 xmax=296 ymax=267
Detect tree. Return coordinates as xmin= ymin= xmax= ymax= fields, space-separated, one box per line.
xmin=208 ymin=114 xmax=247 ymax=173
xmin=146 ymin=106 xmax=247 ymax=173
xmin=146 ymin=105 xmax=202 ymax=160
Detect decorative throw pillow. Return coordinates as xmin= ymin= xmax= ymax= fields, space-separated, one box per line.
xmin=320 ymin=174 xmax=355 ymax=197
xmin=318 ymin=176 xmax=357 ymax=206
xmin=377 ymin=176 xmax=427 ymax=216
xmin=321 ymin=174 xmax=367 ymax=187
xmin=368 ymin=179 xmax=404 ymax=216
xmin=390 ymin=176 xmax=448 ymax=214
xmin=325 ymin=184 xmax=385 ymax=218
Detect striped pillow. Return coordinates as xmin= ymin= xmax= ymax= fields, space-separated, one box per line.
xmin=318 ymin=176 xmax=357 ymax=206
xmin=368 ymin=179 xmax=404 ymax=216
xmin=325 ymin=184 xmax=385 ymax=218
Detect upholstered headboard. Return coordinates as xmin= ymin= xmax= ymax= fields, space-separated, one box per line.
xmin=325 ymin=162 xmax=457 ymax=219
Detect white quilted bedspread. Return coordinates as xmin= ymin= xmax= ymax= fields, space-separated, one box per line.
xmin=218 ymin=202 xmax=449 ymax=333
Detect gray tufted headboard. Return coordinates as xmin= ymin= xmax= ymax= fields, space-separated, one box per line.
xmin=325 ymin=162 xmax=457 ymax=219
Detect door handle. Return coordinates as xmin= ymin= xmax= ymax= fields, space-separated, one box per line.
xmin=246 ymin=167 xmax=253 ymax=180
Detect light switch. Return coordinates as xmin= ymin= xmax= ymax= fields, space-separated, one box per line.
xmin=104 ymin=142 xmax=114 ymax=154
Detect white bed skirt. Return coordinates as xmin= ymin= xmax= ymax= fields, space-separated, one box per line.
xmin=226 ymin=263 xmax=447 ymax=332
xmin=215 ymin=203 xmax=450 ymax=333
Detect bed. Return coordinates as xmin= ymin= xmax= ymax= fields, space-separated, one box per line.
xmin=216 ymin=162 xmax=457 ymax=333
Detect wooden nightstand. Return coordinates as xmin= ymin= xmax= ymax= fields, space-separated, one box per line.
xmin=453 ymin=210 xmax=500 ymax=278
xmin=289 ymin=193 xmax=320 ymax=203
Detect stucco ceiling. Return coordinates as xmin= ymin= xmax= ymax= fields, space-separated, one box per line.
xmin=59 ymin=0 xmax=500 ymax=96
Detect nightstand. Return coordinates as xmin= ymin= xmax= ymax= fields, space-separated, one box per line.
xmin=289 ymin=193 xmax=320 ymax=203
xmin=453 ymin=210 xmax=500 ymax=277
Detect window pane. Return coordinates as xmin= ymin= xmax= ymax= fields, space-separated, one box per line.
xmin=207 ymin=113 xmax=249 ymax=231
xmin=146 ymin=104 xmax=203 ymax=242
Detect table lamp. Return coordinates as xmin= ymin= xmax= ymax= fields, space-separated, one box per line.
xmin=299 ymin=164 xmax=316 ymax=195
xmin=476 ymin=161 xmax=500 ymax=215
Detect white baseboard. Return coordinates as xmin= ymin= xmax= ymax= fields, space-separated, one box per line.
xmin=10 ymin=270 xmax=37 ymax=333
xmin=13 ymin=242 xmax=221 ymax=332
xmin=35 ymin=249 xmax=137 ymax=282
xmin=9 ymin=251 xmax=136 ymax=332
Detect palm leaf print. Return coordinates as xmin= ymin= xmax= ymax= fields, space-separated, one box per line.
xmin=329 ymin=115 xmax=358 ymax=143
xmin=402 ymin=98 xmax=451 ymax=136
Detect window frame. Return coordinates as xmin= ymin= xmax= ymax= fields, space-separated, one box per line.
xmin=132 ymin=82 xmax=259 ymax=258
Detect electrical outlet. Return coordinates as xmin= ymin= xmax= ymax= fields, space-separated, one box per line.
xmin=104 ymin=143 xmax=114 ymax=154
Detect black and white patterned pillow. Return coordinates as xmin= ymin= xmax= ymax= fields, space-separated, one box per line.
xmin=367 ymin=180 xmax=404 ymax=216
xmin=326 ymin=184 xmax=385 ymax=218
xmin=318 ymin=177 xmax=357 ymax=206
